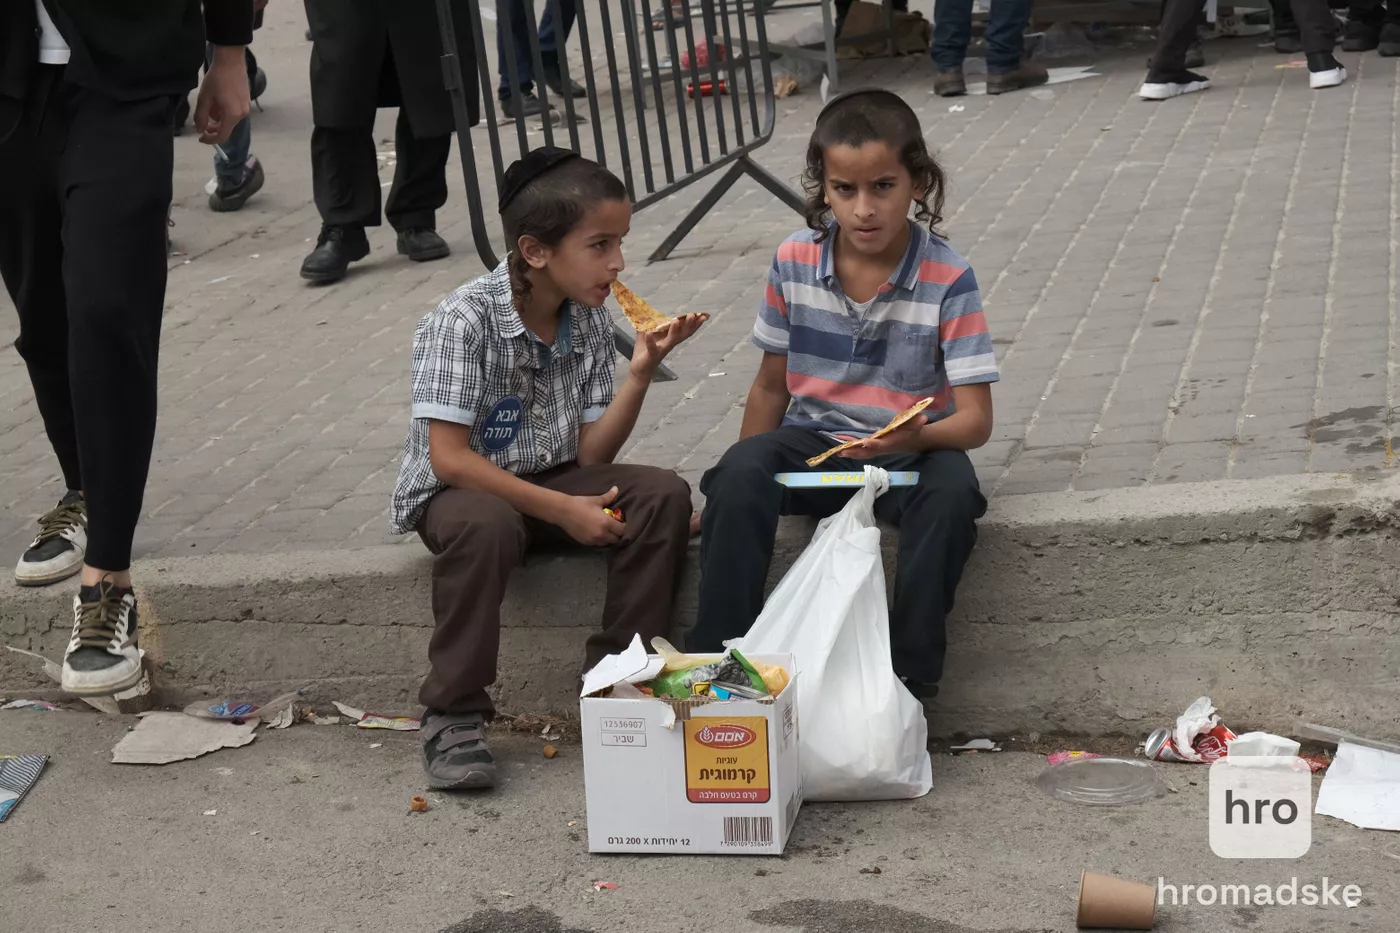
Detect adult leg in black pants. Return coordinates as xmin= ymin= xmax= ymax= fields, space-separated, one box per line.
xmin=1271 ymin=0 xmax=1303 ymax=52
xmin=1143 ymin=0 xmax=1341 ymax=98
xmin=1383 ymin=2 xmax=1400 ymax=56
xmin=1290 ymin=0 xmax=1345 ymax=86
xmin=693 ymin=426 xmax=986 ymax=698
xmin=302 ymin=108 xmax=451 ymax=284
xmin=1147 ymin=0 xmax=1206 ymax=68
xmin=0 ymin=68 xmax=169 ymax=693
xmin=1141 ymin=0 xmax=1212 ymax=99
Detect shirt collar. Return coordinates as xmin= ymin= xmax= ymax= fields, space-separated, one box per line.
xmin=489 ymin=261 xmax=582 ymax=357
xmin=818 ymin=220 xmax=926 ymax=295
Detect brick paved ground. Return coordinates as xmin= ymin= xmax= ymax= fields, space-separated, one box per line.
xmin=2 ymin=3 xmax=1398 ymax=561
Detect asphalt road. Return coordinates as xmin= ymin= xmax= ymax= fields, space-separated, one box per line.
xmin=3 ymin=714 xmax=1395 ymax=933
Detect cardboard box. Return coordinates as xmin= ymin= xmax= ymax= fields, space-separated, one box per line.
xmin=581 ymin=652 xmax=802 ymax=855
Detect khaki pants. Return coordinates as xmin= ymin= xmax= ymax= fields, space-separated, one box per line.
xmin=416 ymin=463 xmax=692 ymax=715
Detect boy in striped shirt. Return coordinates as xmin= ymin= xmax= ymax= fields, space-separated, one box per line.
xmin=692 ymin=89 xmax=999 ymax=700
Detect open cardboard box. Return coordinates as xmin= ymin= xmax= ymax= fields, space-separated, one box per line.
xmin=580 ymin=640 xmax=802 ymax=855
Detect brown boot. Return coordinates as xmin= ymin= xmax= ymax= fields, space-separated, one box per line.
xmin=934 ymin=69 xmax=966 ymax=97
xmin=986 ymin=61 xmax=1049 ymax=95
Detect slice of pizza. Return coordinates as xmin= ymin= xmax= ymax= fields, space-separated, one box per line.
xmin=805 ymin=397 xmax=937 ymax=467
xmin=612 ymin=281 xmax=673 ymax=333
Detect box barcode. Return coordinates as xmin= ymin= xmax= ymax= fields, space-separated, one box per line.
xmin=723 ymin=816 xmax=774 ymax=846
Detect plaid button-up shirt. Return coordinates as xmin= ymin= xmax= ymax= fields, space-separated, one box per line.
xmin=390 ymin=262 xmax=616 ymax=534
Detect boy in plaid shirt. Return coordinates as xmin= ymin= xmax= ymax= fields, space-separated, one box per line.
xmin=391 ymin=148 xmax=705 ymax=788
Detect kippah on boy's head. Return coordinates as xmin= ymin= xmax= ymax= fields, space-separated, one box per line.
xmin=500 ymin=147 xmax=628 ymax=249
xmin=802 ymin=86 xmax=948 ymax=244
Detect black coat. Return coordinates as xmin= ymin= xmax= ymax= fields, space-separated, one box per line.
xmin=304 ymin=0 xmax=479 ymax=136
xmin=1 ymin=0 xmax=252 ymax=143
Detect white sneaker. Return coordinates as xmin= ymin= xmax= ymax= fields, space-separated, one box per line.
xmin=61 ymin=580 xmax=143 ymax=696
xmin=1309 ymin=65 xmax=1347 ymax=89
xmin=14 ymin=491 xmax=86 ymax=586
xmin=1140 ymin=70 xmax=1211 ymax=100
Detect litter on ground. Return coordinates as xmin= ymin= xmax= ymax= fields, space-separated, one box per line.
xmin=112 ymin=712 xmax=259 ymax=765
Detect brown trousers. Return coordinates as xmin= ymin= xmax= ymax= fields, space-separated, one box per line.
xmin=416 ymin=462 xmax=693 ymax=715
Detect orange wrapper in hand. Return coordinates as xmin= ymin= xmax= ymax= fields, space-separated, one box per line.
xmin=604 ymin=508 xmax=624 ymax=522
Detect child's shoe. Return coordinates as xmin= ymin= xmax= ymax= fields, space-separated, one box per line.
xmin=422 ymin=712 xmax=496 ymax=789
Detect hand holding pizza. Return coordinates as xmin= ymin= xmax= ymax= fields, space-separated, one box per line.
xmin=805 ymin=397 xmax=937 ymax=466
xmin=630 ymin=313 xmax=708 ymax=378
xmin=611 ymin=281 xmax=707 ymax=379
xmin=842 ymin=413 xmax=928 ymax=459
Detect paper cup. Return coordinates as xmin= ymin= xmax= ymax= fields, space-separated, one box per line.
xmin=114 ymin=662 xmax=155 ymax=715
xmin=1077 ymin=871 xmax=1156 ymax=930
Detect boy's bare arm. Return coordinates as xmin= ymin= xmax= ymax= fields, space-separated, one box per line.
xmin=576 ymin=371 xmax=649 ymax=466
xmin=740 ymin=352 xmax=792 ymax=440
xmin=914 ymin=383 xmax=994 ymax=450
xmin=577 ymin=313 xmax=708 ymax=466
xmin=846 ymin=383 xmax=994 ymax=458
xmin=428 ymin=421 xmax=623 ymax=545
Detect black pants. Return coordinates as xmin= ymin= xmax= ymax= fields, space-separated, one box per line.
xmin=693 ymin=426 xmax=986 ymax=687
xmin=310 ymin=109 xmax=450 ymax=232
xmin=0 ymin=65 xmax=172 ymax=571
xmin=1349 ymin=0 xmax=1400 ymax=26
xmin=1152 ymin=0 xmax=1334 ymax=68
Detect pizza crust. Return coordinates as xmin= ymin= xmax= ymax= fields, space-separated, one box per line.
xmin=804 ymin=397 xmax=937 ymax=467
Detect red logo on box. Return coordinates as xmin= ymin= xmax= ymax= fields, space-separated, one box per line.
xmin=694 ymin=724 xmax=757 ymax=749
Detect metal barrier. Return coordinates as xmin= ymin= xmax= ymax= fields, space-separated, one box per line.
xmin=763 ymin=0 xmax=899 ymax=95
xmin=434 ymin=0 xmax=803 ymax=268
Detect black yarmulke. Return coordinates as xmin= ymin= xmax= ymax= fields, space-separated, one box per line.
xmin=499 ymin=146 xmax=581 ymax=212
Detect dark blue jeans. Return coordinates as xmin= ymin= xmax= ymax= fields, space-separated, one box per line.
xmin=214 ymin=115 xmax=252 ymax=187
xmin=497 ymin=0 xmax=576 ymax=98
xmin=931 ymin=0 xmax=1032 ymax=74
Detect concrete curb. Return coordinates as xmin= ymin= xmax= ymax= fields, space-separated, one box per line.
xmin=6 ymin=469 xmax=1400 ymax=737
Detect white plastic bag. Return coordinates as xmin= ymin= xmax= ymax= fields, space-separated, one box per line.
xmin=738 ymin=467 xmax=933 ymax=801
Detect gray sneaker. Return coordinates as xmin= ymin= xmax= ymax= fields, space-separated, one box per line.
xmin=15 ymin=491 xmax=86 ymax=586
xmin=422 ymin=712 xmax=497 ymax=789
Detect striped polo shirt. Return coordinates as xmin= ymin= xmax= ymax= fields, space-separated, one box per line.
xmin=753 ymin=222 xmax=998 ymax=438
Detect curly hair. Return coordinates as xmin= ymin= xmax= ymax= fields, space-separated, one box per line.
xmin=801 ymin=89 xmax=948 ymax=243
xmin=501 ymin=156 xmax=628 ymax=307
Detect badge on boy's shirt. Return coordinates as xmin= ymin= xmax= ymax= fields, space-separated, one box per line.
xmin=481 ymin=396 xmax=523 ymax=451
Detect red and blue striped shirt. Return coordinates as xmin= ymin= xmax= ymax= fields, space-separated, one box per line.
xmin=753 ymin=222 xmax=999 ymax=438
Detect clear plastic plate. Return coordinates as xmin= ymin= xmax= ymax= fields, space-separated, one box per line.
xmin=1036 ymin=756 xmax=1167 ymax=806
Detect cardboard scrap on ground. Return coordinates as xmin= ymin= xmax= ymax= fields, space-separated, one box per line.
xmin=112 ymin=712 xmax=259 ymax=765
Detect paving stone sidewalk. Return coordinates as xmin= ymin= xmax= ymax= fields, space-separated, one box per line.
xmin=2 ymin=6 xmax=1397 ymax=561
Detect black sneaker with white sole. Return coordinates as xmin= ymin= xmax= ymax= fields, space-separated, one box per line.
xmin=1139 ymin=69 xmax=1211 ymax=100
xmin=14 ymin=490 xmax=86 ymax=586
xmin=1307 ymin=52 xmax=1347 ymax=89
xmin=61 ymin=579 xmax=143 ymax=696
